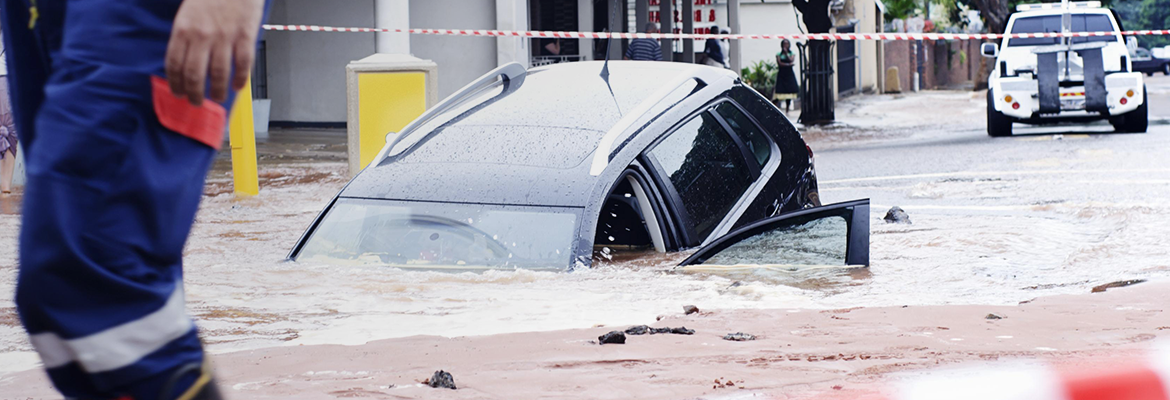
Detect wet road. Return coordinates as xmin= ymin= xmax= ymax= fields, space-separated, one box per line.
xmin=810 ymin=75 xmax=1170 ymax=306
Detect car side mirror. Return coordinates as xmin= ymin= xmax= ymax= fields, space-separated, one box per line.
xmin=981 ymin=43 xmax=999 ymax=58
xmin=1126 ymin=37 xmax=1138 ymax=53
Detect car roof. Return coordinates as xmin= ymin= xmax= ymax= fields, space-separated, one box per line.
xmin=340 ymin=61 xmax=737 ymax=207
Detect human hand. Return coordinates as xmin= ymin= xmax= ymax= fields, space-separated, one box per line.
xmin=165 ymin=0 xmax=266 ymax=106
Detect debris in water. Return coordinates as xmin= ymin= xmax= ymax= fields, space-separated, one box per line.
xmin=683 ymin=305 xmax=700 ymax=315
xmin=713 ymin=378 xmax=743 ymax=389
xmin=723 ymin=332 xmax=756 ymax=341
xmin=883 ymin=206 xmax=911 ymax=224
xmin=598 ymin=330 xmax=626 ymax=344
xmin=1091 ymin=279 xmax=1146 ymax=293
xmin=625 ymin=325 xmax=650 ymax=335
xmin=424 ymin=370 xmax=456 ymax=389
xmin=985 ymin=313 xmax=1005 ymax=320
xmin=626 ymin=325 xmax=695 ymax=335
xmin=656 ymin=315 xmax=666 ymax=321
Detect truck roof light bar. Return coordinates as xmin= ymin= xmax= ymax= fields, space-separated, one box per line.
xmin=1016 ymin=1 xmax=1100 ymax=11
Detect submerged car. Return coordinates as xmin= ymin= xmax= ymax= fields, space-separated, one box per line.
xmin=289 ymin=61 xmax=868 ymax=270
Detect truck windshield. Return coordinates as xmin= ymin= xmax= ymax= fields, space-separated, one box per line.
xmin=1007 ymin=14 xmax=1118 ymax=47
xmin=297 ymin=198 xmax=581 ymax=270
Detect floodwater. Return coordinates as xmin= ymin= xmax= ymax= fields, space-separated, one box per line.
xmin=2 ymin=110 xmax=1170 ymax=377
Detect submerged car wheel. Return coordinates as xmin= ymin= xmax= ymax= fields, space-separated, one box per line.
xmin=1164 ymin=63 xmax=1170 ymax=76
xmin=986 ymin=90 xmax=1013 ymax=137
xmin=1116 ymin=88 xmax=1149 ymax=133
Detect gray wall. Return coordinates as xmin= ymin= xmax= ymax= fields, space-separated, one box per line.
xmin=265 ymin=0 xmax=375 ymax=123
xmin=410 ymin=0 xmax=498 ymax=99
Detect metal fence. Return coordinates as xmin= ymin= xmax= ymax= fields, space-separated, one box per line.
xmin=798 ymin=40 xmax=836 ymax=124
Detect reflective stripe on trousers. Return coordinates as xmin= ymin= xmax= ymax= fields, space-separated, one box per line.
xmin=29 ymin=286 xmax=193 ymax=373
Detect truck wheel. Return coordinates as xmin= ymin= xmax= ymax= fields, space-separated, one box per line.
xmin=1115 ymin=88 xmax=1148 ymax=133
xmin=987 ymin=90 xmax=1013 ymax=137
xmin=1163 ymin=63 xmax=1170 ymax=75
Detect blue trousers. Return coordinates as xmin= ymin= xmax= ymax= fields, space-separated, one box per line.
xmin=2 ymin=0 xmax=267 ymax=398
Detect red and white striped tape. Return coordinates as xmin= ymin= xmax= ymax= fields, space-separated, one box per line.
xmin=877 ymin=346 xmax=1170 ymax=400
xmin=262 ymin=24 xmax=1170 ymax=41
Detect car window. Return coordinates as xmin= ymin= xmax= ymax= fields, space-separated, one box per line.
xmin=650 ymin=112 xmax=754 ymax=241
xmin=1007 ymin=14 xmax=1118 ymax=47
xmin=700 ymin=216 xmax=848 ymax=266
xmin=1134 ymin=48 xmax=1152 ymax=60
xmin=715 ymin=102 xmax=771 ymax=168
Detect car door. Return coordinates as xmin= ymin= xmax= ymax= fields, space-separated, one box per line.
xmin=677 ymin=199 xmax=869 ymax=268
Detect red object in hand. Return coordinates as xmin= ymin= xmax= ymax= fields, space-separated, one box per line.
xmin=151 ymin=76 xmax=227 ymax=150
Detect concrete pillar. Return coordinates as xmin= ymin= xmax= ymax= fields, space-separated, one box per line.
xmin=496 ymin=0 xmax=529 ymax=68
xmin=607 ymin=0 xmax=622 ymax=60
xmin=682 ymin=0 xmax=694 ymax=63
xmin=579 ymin=0 xmax=594 ymax=60
xmin=728 ymin=0 xmax=741 ymax=73
xmin=660 ymin=0 xmax=673 ymax=61
xmin=375 ymin=0 xmax=410 ymax=54
xmin=635 ymin=0 xmax=649 ymax=33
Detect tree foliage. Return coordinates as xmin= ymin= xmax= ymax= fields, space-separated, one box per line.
xmin=1137 ymin=0 xmax=1170 ymax=48
xmin=883 ymin=0 xmax=921 ymax=20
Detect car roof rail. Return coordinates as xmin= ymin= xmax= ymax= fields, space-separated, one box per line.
xmin=374 ymin=62 xmax=528 ymax=165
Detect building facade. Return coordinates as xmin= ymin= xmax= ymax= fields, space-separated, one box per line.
xmin=261 ymin=0 xmax=883 ymax=126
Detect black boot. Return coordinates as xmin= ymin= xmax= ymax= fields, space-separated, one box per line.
xmin=158 ymin=362 xmax=222 ymax=400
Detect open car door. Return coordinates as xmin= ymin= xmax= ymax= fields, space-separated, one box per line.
xmin=678 ymin=199 xmax=869 ymax=268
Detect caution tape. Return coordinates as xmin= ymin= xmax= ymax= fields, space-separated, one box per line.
xmin=836 ymin=345 xmax=1170 ymax=400
xmin=262 ymin=24 xmax=1170 ymax=41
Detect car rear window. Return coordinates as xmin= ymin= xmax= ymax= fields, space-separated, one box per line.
xmin=1007 ymin=14 xmax=1118 ymax=47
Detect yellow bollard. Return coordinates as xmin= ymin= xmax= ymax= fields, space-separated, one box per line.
xmin=357 ymin=72 xmax=427 ymax=169
xmin=228 ymin=78 xmax=260 ymax=197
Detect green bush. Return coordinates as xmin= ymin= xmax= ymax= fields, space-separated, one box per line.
xmin=740 ymin=60 xmax=778 ymax=97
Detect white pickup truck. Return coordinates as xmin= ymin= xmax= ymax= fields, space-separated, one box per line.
xmin=981 ymin=1 xmax=1147 ymax=136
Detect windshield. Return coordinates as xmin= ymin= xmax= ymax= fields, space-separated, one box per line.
xmin=1007 ymin=14 xmax=1119 ymax=47
xmin=297 ymin=198 xmax=581 ymax=270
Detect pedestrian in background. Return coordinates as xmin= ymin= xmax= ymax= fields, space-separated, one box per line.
xmin=2 ymin=0 xmax=270 ymax=399
xmin=625 ymin=23 xmax=663 ymax=61
xmin=0 ymin=33 xmax=15 ymax=195
xmin=774 ymin=39 xmax=800 ymax=112
xmin=703 ymin=25 xmax=725 ymax=68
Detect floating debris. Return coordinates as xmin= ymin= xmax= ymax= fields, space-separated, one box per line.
xmin=598 ymin=330 xmax=626 ymax=344
xmin=723 ymin=332 xmax=756 ymax=341
xmin=683 ymin=305 xmax=700 ymax=315
xmin=625 ymin=325 xmax=694 ymax=335
xmin=625 ymin=325 xmax=650 ymax=335
xmin=1091 ymin=279 xmax=1146 ymax=293
xmin=883 ymin=206 xmax=911 ymax=224
xmin=424 ymin=370 xmax=456 ymax=390
xmin=985 ymin=313 xmax=1005 ymax=320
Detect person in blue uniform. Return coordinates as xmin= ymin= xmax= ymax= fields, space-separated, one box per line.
xmin=1 ymin=0 xmax=269 ymax=399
